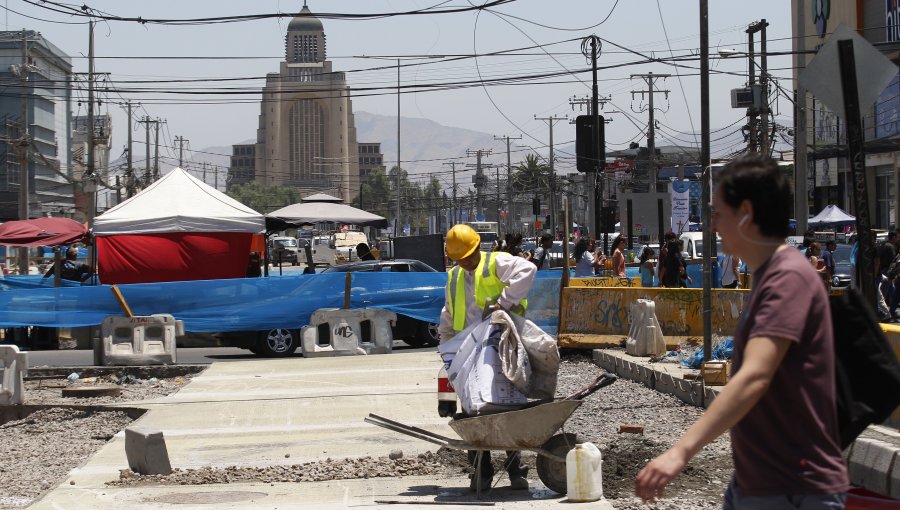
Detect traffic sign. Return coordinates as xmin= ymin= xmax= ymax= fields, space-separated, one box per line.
xmin=476 ymin=214 xmax=485 ymax=221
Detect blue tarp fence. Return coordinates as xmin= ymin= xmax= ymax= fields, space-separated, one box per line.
xmin=0 ymin=271 xmax=563 ymax=335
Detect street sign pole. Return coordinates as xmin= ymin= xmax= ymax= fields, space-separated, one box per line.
xmin=838 ymin=39 xmax=876 ymax=309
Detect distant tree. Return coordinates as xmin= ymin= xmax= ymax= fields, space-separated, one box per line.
xmin=511 ymin=154 xmax=549 ymax=198
xmin=226 ymin=182 xmax=303 ymax=214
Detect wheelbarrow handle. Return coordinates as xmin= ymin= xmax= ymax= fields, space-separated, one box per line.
xmin=564 ymin=372 xmax=617 ymax=401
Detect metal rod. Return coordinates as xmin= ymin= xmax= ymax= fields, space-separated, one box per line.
xmin=700 ymin=0 xmax=713 ymax=362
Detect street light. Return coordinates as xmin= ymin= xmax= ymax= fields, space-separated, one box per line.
xmin=354 ymin=55 xmax=446 ymax=237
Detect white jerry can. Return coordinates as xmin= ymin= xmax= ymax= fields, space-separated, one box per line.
xmin=566 ymin=442 xmax=604 ymax=502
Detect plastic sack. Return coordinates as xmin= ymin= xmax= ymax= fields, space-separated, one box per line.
xmin=493 ymin=310 xmax=559 ymax=399
xmin=440 ymin=318 xmax=527 ymax=415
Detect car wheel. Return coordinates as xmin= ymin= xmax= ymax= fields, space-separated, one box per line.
xmin=256 ymin=328 xmax=299 ymax=357
xmin=414 ymin=321 xmax=440 ymax=347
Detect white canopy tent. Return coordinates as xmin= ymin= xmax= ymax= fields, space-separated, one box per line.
xmin=94 ymin=167 xmax=265 ymax=235
xmin=808 ymin=205 xmax=856 ymax=227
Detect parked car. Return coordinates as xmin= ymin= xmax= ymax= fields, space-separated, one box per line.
xmin=831 ymin=243 xmax=852 ymax=288
xmin=321 ymin=259 xmax=440 ymax=347
xmin=268 ymin=236 xmax=300 ymax=265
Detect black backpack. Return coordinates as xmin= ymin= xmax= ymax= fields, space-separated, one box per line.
xmin=830 ymin=288 xmax=900 ymax=449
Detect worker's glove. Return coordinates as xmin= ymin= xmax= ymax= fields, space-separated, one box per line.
xmin=438 ymin=400 xmax=457 ymax=417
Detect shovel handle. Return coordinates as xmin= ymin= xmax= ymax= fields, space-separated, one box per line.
xmin=564 ymin=372 xmax=617 ymax=401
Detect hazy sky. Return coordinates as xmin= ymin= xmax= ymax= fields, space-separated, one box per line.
xmin=5 ymin=0 xmax=793 ymax=170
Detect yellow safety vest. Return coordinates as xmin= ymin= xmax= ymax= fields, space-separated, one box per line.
xmin=447 ymin=251 xmax=527 ymax=332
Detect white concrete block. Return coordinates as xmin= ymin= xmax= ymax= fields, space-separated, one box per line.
xmin=847 ymin=438 xmax=897 ymax=496
xmin=625 ymin=299 xmax=666 ymax=357
xmin=98 ymin=315 xmax=178 ymax=366
xmin=0 ymin=345 xmax=27 ymax=405
xmin=301 ymin=308 xmax=396 ymax=357
xmin=125 ymin=426 xmax=172 ymax=475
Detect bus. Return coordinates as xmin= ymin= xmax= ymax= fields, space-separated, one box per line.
xmin=466 ymin=221 xmax=500 ymax=252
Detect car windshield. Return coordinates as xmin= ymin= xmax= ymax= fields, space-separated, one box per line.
xmin=274 ymin=239 xmax=297 ymax=248
xmin=833 ymin=244 xmax=852 ymax=264
xmin=695 ymin=240 xmax=723 ymax=258
xmin=478 ymin=232 xmax=499 ymax=244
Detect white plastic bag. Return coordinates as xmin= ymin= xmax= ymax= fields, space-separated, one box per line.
xmin=442 ymin=318 xmax=527 ymax=415
xmin=493 ymin=310 xmax=560 ymax=399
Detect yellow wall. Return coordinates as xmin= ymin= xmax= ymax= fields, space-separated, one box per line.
xmin=569 ymin=277 xmax=641 ymax=288
xmin=559 ymin=287 xmax=747 ymax=337
xmin=879 ymin=324 xmax=900 ymax=429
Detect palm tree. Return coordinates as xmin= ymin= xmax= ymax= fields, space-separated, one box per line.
xmin=511 ymin=154 xmax=549 ymax=198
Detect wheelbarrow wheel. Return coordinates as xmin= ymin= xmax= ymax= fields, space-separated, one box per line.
xmin=536 ymin=432 xmax=578 ymax=495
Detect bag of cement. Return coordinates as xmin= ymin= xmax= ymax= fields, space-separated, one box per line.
xmin=442 ymin=318 xmax=527 ymax=415
xmin=491 ymin=310 xmax=559 ymax=399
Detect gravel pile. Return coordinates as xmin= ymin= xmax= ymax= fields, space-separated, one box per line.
xmin=0 ymin=353 xmax=733 ymax=509
xmin=0 ymin=408 xmax=133 ymax=509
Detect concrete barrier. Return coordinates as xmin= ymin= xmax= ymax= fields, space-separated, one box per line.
xmin=301 ymin=308 xmax=396 ymax=357
xmin=625 ymin=299 xmax=666 ymax=357
xmin=96 ymin=314 xmax=181 ymax=366
xmin=0 ymin=345 xmax=27 ymax=405
xmin=125 ymin=426 xmax=172 ymax=475
xmin=559 ymin=287 xmax=747 ymax=345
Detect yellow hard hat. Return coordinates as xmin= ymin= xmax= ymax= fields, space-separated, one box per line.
xmin=445 ymin=224 xmax=480 ymax=260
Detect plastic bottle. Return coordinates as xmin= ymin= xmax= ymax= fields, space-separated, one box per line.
xmin=566 ymin=442 xmax=603 ymax=502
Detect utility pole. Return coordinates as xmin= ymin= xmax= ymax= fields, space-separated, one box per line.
xmin=203 ymin=162 xmax=207 ymax=184
xmin=494 ymin=135 xmax=521 ymax=234
xmin=15 ymin=29 xmax=29 ymax=274
xmin=630 ymin=73 xmax=671 ymax=192
xmin=85 ymin=20 xmax=97 ymax=270
xmin=125 ymin=102 xmax=135 ymax=198
xmin=795 ymin=1 xmax=809 ymax=234
xmin=214 ymin=165 xmax=218 ymax=190
xmin=443 ymin=161 xmax=459 ymax=225
xmin=700 ymin=0 xmax=713 ymax=361
xmin=153 ymin=119 xmax=161 ymax=180
xmin=138 ymin=116 xmax=151 ymax=185
xmin=396 ymin=58 xmax=401 ymax=237
xmin=466 ymin=149 xmax=492 ymax=218
xmin=175 ymin=136 xmax=187 ymax=168
xmin=534 ymin=114 xmax=567 ymax=238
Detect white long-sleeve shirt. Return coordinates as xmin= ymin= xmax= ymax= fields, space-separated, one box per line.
xmin=438 ymin=252 xmax=536 ymax=342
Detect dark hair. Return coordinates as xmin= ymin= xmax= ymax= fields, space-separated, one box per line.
xmin=663 ymin=231 xmax=677 ymax=241
xmin=539 ymin=233 xmax=553 ymax=244
xmin=639 ymin=246 xmax=654 ymax=264
xmin=502 ymin=233 xmax=523 ymax=254
xmin=612 ymin=235 xmax=625 ymax=250
xmin=717 ymin=154 xmax=791 ymax=238
xmin=574 ymin=237 xmax=590 ymax=260
xmin=807 ymin=241 xmax=820 ymax=258
xmin=65 ymin=247 xmax=78 ymax=259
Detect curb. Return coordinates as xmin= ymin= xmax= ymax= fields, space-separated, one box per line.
xmin=26 ymin=365 xmax=208 ymax=379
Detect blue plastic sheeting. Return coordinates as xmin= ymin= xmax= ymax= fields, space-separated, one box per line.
xmin=0 ymin=275 xmax=85 ymax=290
xmin=0 ymin=271 xmax=562 ymax=334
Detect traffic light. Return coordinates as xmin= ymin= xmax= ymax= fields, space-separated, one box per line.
xmin=575 ymin=114 xmax=605 ymax=172
xmin=532 ymin=198 xmax=540 ymax=216
xmin=600 ymin=206 xmax=616 ymax=232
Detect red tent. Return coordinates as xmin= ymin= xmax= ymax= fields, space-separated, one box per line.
xmin=0 ymin=218 xmax=87 ymax=247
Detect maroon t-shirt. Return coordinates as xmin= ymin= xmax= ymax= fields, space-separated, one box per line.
xmin=731 ymin=246 xmax=848 ymax=497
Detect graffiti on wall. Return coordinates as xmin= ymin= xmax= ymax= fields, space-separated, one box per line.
xmin=561 ymin=287 xmax=747 ymax=336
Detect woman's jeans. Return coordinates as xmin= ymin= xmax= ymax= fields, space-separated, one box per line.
xmin=723 ymin=477 xmax=846 ymax=510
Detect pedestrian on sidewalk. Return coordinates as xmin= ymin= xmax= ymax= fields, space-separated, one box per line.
xmin=635 ymin=154 xmax=848 ymax=509
xmin=439 ymin=224 xmax=536 ymax=492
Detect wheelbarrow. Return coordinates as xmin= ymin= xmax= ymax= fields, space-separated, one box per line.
xmin=365 ymin=371 xmax=617 ymax=495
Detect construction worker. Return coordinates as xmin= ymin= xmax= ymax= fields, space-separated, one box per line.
xmin=439 ymin=224 xmax=537 ymax=492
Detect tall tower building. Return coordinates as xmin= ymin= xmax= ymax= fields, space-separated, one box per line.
xmin=254 ymin=3 xmax=359 ymax=203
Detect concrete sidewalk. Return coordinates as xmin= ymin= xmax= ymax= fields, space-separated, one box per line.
xmin=30 ymin=351 xmax=574 ymax=509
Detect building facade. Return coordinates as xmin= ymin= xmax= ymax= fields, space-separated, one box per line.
xmin=358 ymin=142 xmax=384 ymax=178
xmin=0 ymin=30 xmax=72 ymax=221
xmin=228 ymin=143 xmax=256 ymax=188
xmin=253 ymin=5 xmax=360 ymax=203
xmin=792 ymin=0 xmax=900 ymax=228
